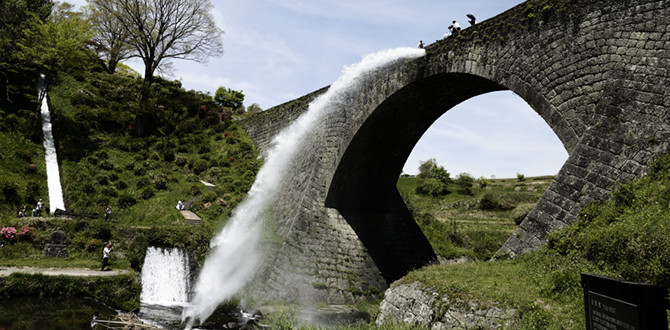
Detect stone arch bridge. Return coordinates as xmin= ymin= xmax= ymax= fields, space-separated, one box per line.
xmin=241 ymin=0 xmax=670 ymax=304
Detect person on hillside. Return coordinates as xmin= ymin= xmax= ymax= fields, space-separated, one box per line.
xmin=417 ymin=40 xmax=424 ymax=49
xmin=35 ymin=199 xmax=43 ymax=216
xmin=176 ymin=200 xmax=185 ymax=211
xmin=101 ymin=242 xmax=112 ymax=271
xmin=17 ymin=204 xmax=26 ymax=217
xmin=104 ymin=205 xmax=112 ymax=221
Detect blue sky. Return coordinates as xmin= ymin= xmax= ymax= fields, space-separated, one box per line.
xmin=66 ymin=0 xmax=568 ymax=178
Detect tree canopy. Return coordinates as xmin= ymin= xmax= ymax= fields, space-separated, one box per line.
xmin=214 ymin=86 xmax=244 ymax=114
xmin=87 ymin=0 xmax=223 ymax=84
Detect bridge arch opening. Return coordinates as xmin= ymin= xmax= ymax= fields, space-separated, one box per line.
xmin=403 ymin=90 xmax=568 ymax=179
xmin=325 ymin=72 xmax=569 ymax=282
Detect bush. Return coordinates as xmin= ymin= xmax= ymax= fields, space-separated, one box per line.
xmin=511 ymin=202 xmax=535 ymax=225
xmin=100 ymin=186 xmax=118 ymax=198
xmin=480 ymin=192 xmax=515 ymax=211
xmin=0 ymin=178 xmax=21 ymax=206
xmin=128 ymin=234 xmax=148 ymax=271
xmin=415 ymin=178 xmax=449 ymax=196
xmin=140 ymin=188 xmax=155 ymax=200
xmin=99 ymin=160 xmax=115 ymax=171
xmin=118 ymin=194 xmax=137 ymax=209
xmin=162 ymin=150 xmax=175 ymax=162
xmin=136 ymin=177 xmax=150 ymax=189
xmin=455 ymin=173 xmax=475 ymax=195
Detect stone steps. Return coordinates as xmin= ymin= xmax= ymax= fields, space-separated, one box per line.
xmin=180 ymin=210 xmax=202 ymax=225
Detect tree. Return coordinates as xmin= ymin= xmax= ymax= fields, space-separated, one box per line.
xmin=18 ymin=2 xmax=93 ymax=80
xmin=415 ymin=159 xmax=451 ymax=196
xmin=88 ymin=0 xmax=223 ymax=136
xmin=246 ymin=103 xmax=262 ymax=113
xmin=88 ymin=0 xmax=223 ymax=85
xmin=214 ymin=86 xmax=244 ymax=114
xmin=0 ymin=0 xmax=53 ymax=105
xmin=417 ymin=158 xmax=450 ymax=184
xmin=83 ymin=3 xmax=132 ymax=73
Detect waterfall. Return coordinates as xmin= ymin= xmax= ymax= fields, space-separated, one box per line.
xmin=140 ymin=246 xmax=191 ymax=306
xmin=182 ymin=47 xmax=425 ymax=326
xmin=38 ymin=74 xmax=65 ymax=214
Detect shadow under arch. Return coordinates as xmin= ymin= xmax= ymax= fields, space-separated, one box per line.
xmin=325 ymin=72 xmax=563 ymax=283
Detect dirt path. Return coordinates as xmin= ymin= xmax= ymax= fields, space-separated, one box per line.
xmin=0 ymin=266 xmax=131 ymax=278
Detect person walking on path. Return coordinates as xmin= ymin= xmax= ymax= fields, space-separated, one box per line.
xmin=35 ymin=199 xmax=43 ymax=216
xmin=101 ymin=242 xmax=112 ymax=271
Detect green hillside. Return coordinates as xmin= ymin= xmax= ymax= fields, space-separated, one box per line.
xmin=398 ymin=172 xmax=552 ymax=261
xmin=400 ymin=154 xmax=670 ymax=328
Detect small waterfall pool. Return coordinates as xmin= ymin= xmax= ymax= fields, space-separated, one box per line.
xmin=138 ymin=246 xmax=191 ymax=327
xmin=140 ymin=246 xmax=191 ymax=306
xmin=138 ymin=246 xmax=239 ymax=328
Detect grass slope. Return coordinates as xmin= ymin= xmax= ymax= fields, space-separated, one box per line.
xmin=400 ymin=153 xmax=670 ymax=328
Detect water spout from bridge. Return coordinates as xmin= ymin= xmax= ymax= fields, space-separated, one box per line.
xmin=182 ymin=47 xmax=425 ymax=326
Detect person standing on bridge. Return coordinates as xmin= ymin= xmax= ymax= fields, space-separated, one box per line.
xmin=467 ymin=14 xmax=476 ymax=26
xmin=101 ymin=242 xmax=112 ymax=271
xmin=452 ymin=20 xmax=461 ymax=34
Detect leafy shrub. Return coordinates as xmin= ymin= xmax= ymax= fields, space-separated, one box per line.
xmin=162 ymin=150 xmax=175 ymax=162
xmin=108 ymin=173 xmax=119 ymax=182
xmin=1 ymin=226 xmax=17 ymax=243
xmin=193 ymin=159 xmax=208 ymax=175
xmin=455 ymin=173 xmax=475 ymax=195
xmin=136 ymin=177 xmax=150 ymax=188
xmin=96 ymin=175 xmax=109 ymax=185
xmin=511 ymin=202 xmax=535 ymax=225
xmin=128 ymin=234 xmax=148 ymax=271
xmin=17 ymin=226 xmax=34 ymax=242
xmin=189 ymin=184 xmax=202 ymax=196
xmin=101 ymin=186 xmax=118 ymax=198
xmin=99 ymin=160 xmax=115 ymax=171
xmin=0 ymin=178 xmax=21 ymax=206
xmin=118 ymin=194 xmax=137 ymax=209
xmin=416 ymin=178 xmax=449 ymax=196
xmin=153 ymin=177 xmax=167 ymax=190
xmin=175 ymin=156 xmax=187 ymax=167
xmin=480 ymin=192 xmax=515 ymax=211
xmin=140 ymin=188 xmax=155 ymax=200
xmin=114 ymin=180 xmax=128 ymax=190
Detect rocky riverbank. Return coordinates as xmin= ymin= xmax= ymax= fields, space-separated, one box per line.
xmin=376 ymin=281 xmax=517 ymax=329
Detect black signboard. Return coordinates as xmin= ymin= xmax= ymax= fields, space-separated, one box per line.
xmin=582 ymin=273 xmax=669 ymax=330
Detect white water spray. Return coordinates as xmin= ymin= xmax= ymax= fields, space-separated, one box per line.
xmin=140 ymin=246 xmax=191 ymax=306
xmin=183 ymin=47 xmax=425 ymax=326
xmin=38 ymin=74 xmax=65 ymax=213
